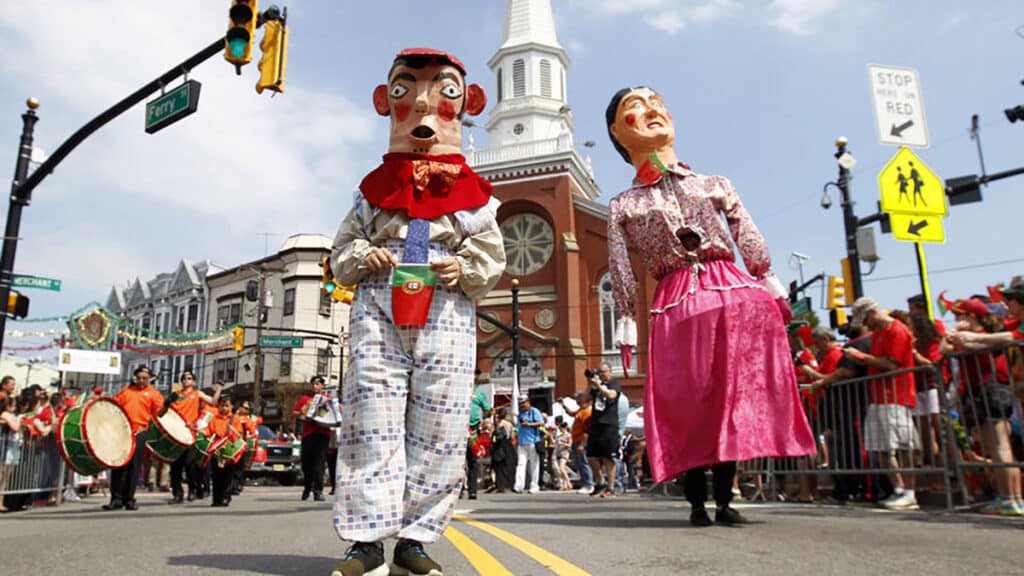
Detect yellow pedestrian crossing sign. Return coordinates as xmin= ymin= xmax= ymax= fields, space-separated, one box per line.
xmin=878 ymin=147 xmax=947 ymax=217
xmin=889 ymin=213 xmax=945 ymax=244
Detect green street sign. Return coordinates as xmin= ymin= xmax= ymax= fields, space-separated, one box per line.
xmin=145 ymin=80 xmax=201 ymax=134
xmin=12 ymin=274 xmax=62 ymax=292
xmin=260 ymin=336 xmax=303 ymax=348
xmin=790 ymin=297 xmax=811 ymax=317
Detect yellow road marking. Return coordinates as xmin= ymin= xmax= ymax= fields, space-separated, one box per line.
xmin=452 ymin=514 xmax=590 ymax=576
xmin=444 ymin=524 xmax=514 ymax=576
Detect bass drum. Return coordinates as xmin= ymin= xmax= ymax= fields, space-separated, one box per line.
xmin=145 ymin=406 xmax=196 ymax=463
xmin=57 ymin=398 xmax=135 ymax=476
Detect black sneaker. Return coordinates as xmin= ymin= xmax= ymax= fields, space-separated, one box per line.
xmin=589 ymin=483 xmax=607 ymax=497
xmin=392 ymin=539 xmax=443 ymax=576
xmin=715 ymin=505 xmax=747 ymax=525
xmin=302 ymin=488 xmax=311 ymax=501
xmin=330 ymin=542 xmax=387 ymax=576
xmin=690 ymin=507 xmax=713 ymax=527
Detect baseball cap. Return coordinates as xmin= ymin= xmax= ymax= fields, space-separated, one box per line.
xmin=1000 ymin=280 xmax=1024 ymax=298
xmin=951 ymin=298 xmax=989 ymax=319
xmin=850 ymin=297 xmax=879 ymax=326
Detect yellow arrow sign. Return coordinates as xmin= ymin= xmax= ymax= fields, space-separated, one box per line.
xmin=890 ymin=213 xmax=945 ymax=244
xmin=878 ymin=147 xmax=947 ymax=216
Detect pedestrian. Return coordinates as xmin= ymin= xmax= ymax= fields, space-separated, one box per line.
xmin=104 ymin=366 xmax=163 ymax=511
xmin=327 ymin=47 xmax=504 ymax=576
xmin=0 ymin=395 xmax=23 ymax=512
xmin=293 ymin=375 xmax=331 ymax=502
xmin=466 ymin=372 xmax=491 ymax=500
xmin=604 ymin=86 xmax=816 ymax=526
xmin=491 ymin=407 xmax=516 ymax=493
xmin=585 ymin=366 xmax=622 ymax=498
xmin=560 ymin=391 xmax=594 ymax=494
xmin=554 ymin=419 xmax=572 ymax=491
xmin=514 ymin=397 xmax=544 ymax=494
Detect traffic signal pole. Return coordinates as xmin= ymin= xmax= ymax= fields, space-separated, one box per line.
xmin=0 ymin=101 xmax=40 ymax=354
xmin=835 ymin=139 xmax=865 ymax=300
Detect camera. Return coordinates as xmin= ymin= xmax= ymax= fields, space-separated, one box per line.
xmin=584 ymin=368 xmax=597 ymax=379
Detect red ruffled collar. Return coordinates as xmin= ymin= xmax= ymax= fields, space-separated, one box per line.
xmin=359 ymin=153 xmax=493 ymax=219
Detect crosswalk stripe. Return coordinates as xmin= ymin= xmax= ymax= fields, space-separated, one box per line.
xmin=444 ymin=523 xmax=514 ymax=576
xmin=452 ymin=514 xmax=591 ymax=576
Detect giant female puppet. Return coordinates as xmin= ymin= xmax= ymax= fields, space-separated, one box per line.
xmin=329 ymin=48 xmax=506 ymax=576
xmin=605 ymin=87 xmax=815 ymax=527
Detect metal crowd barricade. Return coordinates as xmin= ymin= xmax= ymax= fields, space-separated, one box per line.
xmin=943 ymin=339 xmax=1024 ymax=509
xmin=0 ymin=430 xmax=70 ymax=506
xmin=737 ymin=364 xmax=956 ymax=509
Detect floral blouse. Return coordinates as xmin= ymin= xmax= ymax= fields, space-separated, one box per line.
xmin=608 ymin=163 xmax=785 ymax=323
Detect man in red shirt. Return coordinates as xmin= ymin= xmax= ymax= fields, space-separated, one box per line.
xmin=848 ymin=297 xmax=920 ymax=510
xmin=166 ymin=371 xmax=220 ymax=504
xmin=293 ymin=375 xmax=331 ymax=502
xmin=104 ymin=366 xmax=164 ymax=511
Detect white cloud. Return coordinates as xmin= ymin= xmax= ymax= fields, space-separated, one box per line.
xmin=941 ymin=13 xmax=964 ymax=32
xmin=766 ymin=0 xmax=842 ymax=36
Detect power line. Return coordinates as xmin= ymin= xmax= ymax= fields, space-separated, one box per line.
xmin=863 ymin=256 xmax=1024 ymax=283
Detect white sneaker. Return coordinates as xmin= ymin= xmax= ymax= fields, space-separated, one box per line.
xmin=881 ymin=493 xmax=919 ymax=511
xmin=527 ymin=488 xmax=539 ymax=494
xmin=577 ymin=486 xmax=594 ymax=495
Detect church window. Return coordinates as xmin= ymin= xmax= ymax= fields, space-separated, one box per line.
xmin=512 ymin=59 xmax=525 ymax=97
xmin=540 ymin=59 xmax=552 ymax=97
xmin=598 ymin=272 xmax=620 ymax=354
xmin=497 ymin=68 xmax=503 ymax=102
xmin=513 ymin=123 xmax=525 ymax=136
xmin=501 ymin=213 xmax=554 ymax=277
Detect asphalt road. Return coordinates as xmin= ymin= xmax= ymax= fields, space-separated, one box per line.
xmin=1 ymin=487 xmax=1021 ymax=575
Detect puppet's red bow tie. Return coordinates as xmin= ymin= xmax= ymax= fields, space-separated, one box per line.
xmin=411 ymin=160 xmax=462 ymax=191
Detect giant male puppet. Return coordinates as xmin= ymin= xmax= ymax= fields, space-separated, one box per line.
xmin=328 ymin=48 xmax=505 ymax=576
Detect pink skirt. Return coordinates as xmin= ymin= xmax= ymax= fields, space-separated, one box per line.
xmin=644 ymin=259 xmax=816 ymax=483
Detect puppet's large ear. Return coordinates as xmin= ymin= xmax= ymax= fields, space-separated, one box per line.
xmin=465 ymin=84 xmax=487 ymax=117
xmin=372 ymin=85 xmax=390 ymax=116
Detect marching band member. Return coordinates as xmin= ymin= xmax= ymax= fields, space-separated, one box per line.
xmin=206 ymin=396 xmax=240 ymax=508
xmin=165 ymin=371 xmax=220 ymax=504
xmin=104 ymin=366 xmax=163 ymax=511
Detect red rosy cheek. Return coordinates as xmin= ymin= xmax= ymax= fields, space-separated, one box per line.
xmin=438 ymin=101 xmax=457 ymax=121
xmin=625 ymin=113 xmax=636 ymax=126
xmin=394 ymin=102 xmax=410 ymax=122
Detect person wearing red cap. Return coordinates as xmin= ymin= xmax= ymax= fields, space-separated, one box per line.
xmin=328 ymin=48 xmax=505 ymax=576
xmin=943 ymin=297 xmax=1022 ymax=515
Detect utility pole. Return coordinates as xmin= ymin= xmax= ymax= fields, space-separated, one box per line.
xmin=0 ymin=99 xmax=40 ymax=354
xmin=835 ymin=138 xmax=865 ymax=300
xmin=253 ymin=271 xmax=266 ymax=416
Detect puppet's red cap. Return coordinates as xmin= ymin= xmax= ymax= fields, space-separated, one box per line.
xmin=395 ymin=47 xmax=467 ymax=76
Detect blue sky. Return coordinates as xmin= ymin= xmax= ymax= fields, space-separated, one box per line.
xmin=0 ymin=0 xmax=1020 ymax=356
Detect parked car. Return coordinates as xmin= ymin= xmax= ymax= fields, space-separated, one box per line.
xmin=246 ymin=425 xmax=300 ymax=486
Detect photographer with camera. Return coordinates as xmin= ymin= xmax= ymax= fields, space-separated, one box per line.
xmin=585 ymin=364 xmax=622 ymax=498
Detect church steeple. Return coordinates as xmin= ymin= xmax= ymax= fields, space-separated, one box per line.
xmin=484 ymin=0 xmax=572 ymax=149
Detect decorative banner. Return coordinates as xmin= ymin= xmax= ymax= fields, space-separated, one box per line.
xmin=115 ymin=341 xmax=234 ymax=357
xmin=5 ymin=342 xmax=59 ymax=352
xmin=4 ymin=328 xmax=69 ymax=338
xmin=69 ymin=308 xmax=114 ymax=350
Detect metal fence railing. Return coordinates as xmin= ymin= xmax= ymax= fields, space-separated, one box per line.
xmin=1 ymin=432 xmax=71 ymax=509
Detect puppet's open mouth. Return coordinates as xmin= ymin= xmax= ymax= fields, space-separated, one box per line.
xmin=411 ymin=126 xmax=435 ymax=139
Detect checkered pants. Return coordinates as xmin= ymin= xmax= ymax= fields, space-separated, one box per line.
xmin=332 ymin=243 xmax=476 ymax=544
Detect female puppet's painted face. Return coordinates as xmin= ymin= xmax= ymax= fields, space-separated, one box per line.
xmin=611 ymin=88 xmax=675 ymax=158
xmin=378 ymin=62 xmax=466 ymax=155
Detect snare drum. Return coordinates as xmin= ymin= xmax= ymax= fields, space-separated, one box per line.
xmin=241 ymin=437 xmax=258 ymax=470
xmin=145 ymin=406 xmax=196 ymax=463
xmin=57 ymin=398 xmax=135 ymax=476
xmin=210 ymin=435 xmax=246 ymax=467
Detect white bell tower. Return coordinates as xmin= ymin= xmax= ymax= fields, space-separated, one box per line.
xmin=485 ymin=0 xmax=573 ymax=148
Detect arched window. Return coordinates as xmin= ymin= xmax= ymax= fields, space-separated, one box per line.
xmin=540 ymin=59 xmax=552 ymax=97
xmin=512 ymin=59 xmax=525 ymax=97
xmin=490 ymin=348 xmax=545 ymax=394
xmin=496 ymin=68 xmax=503 ymax=102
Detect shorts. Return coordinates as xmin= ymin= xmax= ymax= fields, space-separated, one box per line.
xmin=586 ymin=425 xmax=619 ymax=459
xmin=961 ymin=383 xmax=1016 ymax=429
xmin=911 ymin=389 xmax=940 ymax=417
xmin=863 ymin=403 xmax=921 ymax=452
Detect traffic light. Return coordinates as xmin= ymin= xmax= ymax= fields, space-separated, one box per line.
xmin=839 ymin=257 xmax=855 ymax=305
xmin=225 ymin=0 xmax=259 ymax=70
xmin=256 ymin=8 xmax=288 ymax=94
xmin=826 ymin=275 xmax=845 ymax=310
xmin=232 ymin=326 xmax=245 ymax=352
xmin=829 ymin=308 xmax=848 ymax=330
xmin=6 ymin=291 xmax=28 ymax=319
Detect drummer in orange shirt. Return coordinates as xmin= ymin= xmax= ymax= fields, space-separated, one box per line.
xmin=103 ymin=366 xmax=164 ymax=511
xmin=165 ymin=371 xmax=220 ymax=504
xmin=206 ymin=396 xmax=241 ymax=507
xmin=231 ymin=400 xmax=259 ymax=496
